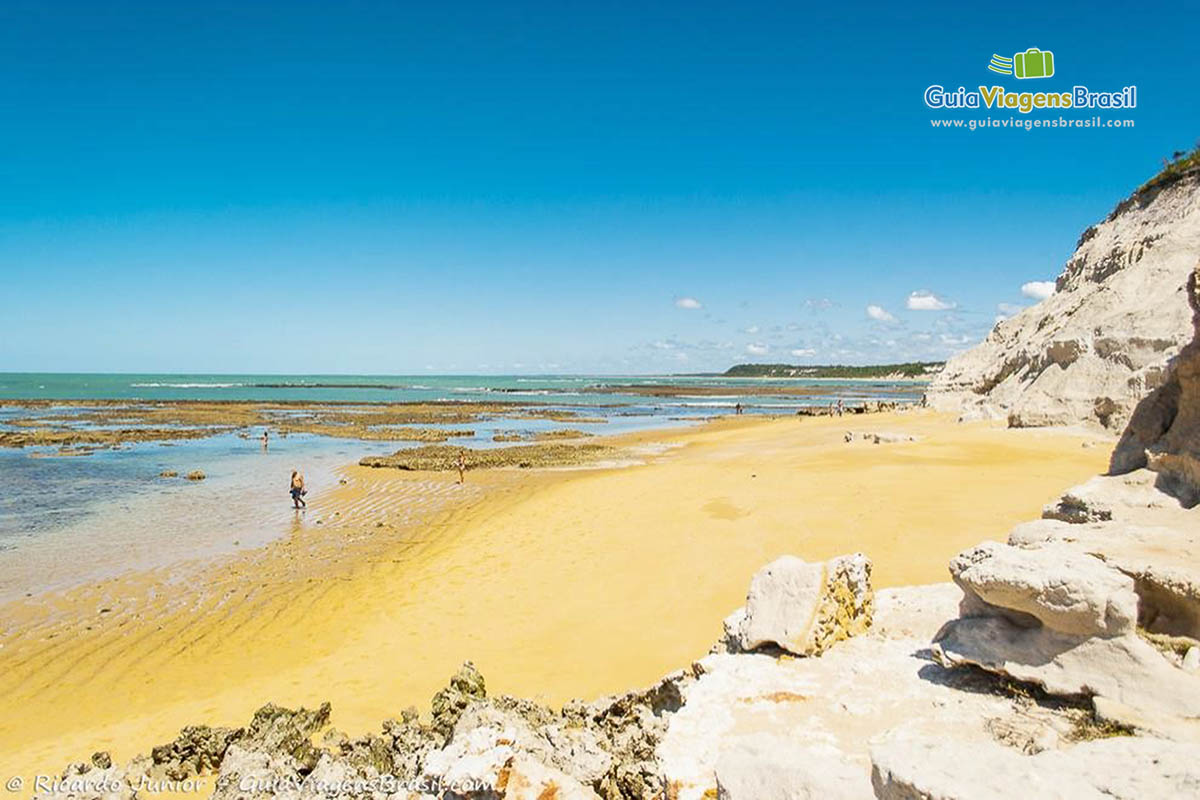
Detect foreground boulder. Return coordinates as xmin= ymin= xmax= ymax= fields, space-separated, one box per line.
xmin=724 ymin=553 xmax=874 ymax=656
xmin=934 ymin=539 xmax=1200 ymax=739
xmin=949 ymin=541 xmax=1137 ymax=637
xmin=929 ymin=159 xmax=1200 ymax=430
xmin=1011 ymin=515 xmax=1200 ymax=641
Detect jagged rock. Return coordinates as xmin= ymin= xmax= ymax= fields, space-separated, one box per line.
xmin=949 ymin=541 xmax=1137 ymax=637
xmin=574 ymin=671 xmax=691 ymax=799
xmin=714 ymin=742 xmax=870 ymax=799
xmin=930 ymin=169 xmax=1200 ymax=430
xmin=421 ymin=725 xmax=601 ymax=800
xmin=431 ymin=661 xmax=487 ymax=741
xmin=240 ymin=702 xmax=331 ymax=773
xmin=451 ymin=696 xmax=612 ymax=786
xmin=148 ymin=724 xmax=244 ymax=780
xmin=732 ymin=553 xmax=873 ymax=656
xmin=185 ymin=470 xmax=206 ymax=481
xmin=210 ymin=743 xmax=306 ymax=800
xmin=1112 ymin=264 xmax=1200 ymax=505
xmin=870 ymin=735 xmax=1200 ymax=800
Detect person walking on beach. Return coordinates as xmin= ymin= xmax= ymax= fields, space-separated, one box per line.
xmin=735 ymin=402 xmax=743 ymax=416
xmin=290 ymin=469 xmax=307 ymax=509
xmin=836 ymin=399 xmax=845 ymax=417
xmin=456 ymin=452 xmax=467 ymax=485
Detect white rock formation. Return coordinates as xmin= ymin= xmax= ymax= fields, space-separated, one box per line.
xmin=420 ymin=724 xmax=601 ymax=799
xmin=949 ymin=541 xmax=1138 ymax=637
xmin=715 ymin=741 xmax=869 ymax=800
xmin=870 ymin=735 xmax=1200 ymax=800
xmin=933 ymin=531 xmax=1200 ymax=740
xmin=930 ymin=169 xmax=1200 ymax=431
xmin=1111 ymin=263 xmax=1200 ymax=504
xmin=660 ymin=584 xmax=1088 ymax=800
xmin=727 ymin=554 xmax=873 ymax=656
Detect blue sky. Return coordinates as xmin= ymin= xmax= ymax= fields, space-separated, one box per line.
xmin=1 ymin=0 xmax=1196 ymax=374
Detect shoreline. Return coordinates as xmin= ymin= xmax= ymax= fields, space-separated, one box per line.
xmin=0 ymin=411 xmax=1109 ymax=782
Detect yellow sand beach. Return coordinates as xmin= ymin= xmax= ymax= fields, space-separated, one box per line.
xmin=0 ymin=411 xmax=1108 ymax=781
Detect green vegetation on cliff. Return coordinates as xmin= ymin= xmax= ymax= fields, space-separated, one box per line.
xmin=722 ymin=361 xmax=943 ymax=379
xmin=1139 ymin=143 xmax=1200 ymax=195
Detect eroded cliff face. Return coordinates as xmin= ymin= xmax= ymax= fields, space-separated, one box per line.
xmin=1112 ymin=265 xmax=1200 ymax=504
xmin=930 ymin=168 xmax=1200 ymax=430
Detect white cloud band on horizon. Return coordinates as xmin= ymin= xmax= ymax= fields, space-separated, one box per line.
xmin=790 ymin=347 xmax=816 ymax=357
xmin=1021 ymin=281 xmax=1056 ymax=301
xmin=906 ymin=290 xmax=956 ymax=311
xmin=866 ymin=304 xmax=897 ymax=323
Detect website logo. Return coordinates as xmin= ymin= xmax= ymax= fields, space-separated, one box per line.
xmin=925 ymin=46 xmax=1135 ymax=115
xmin=989 ymin=48 xmax=1055 ymax=79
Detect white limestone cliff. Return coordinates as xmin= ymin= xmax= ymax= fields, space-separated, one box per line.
xmin=930 ymin=166 xmax=1200 ymax=430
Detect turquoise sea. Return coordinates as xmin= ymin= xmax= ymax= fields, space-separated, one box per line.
xmin=0 ymin=372 xmax=917 ymax=407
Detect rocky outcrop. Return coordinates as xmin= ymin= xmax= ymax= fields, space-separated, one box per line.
xmin=37 ymin=663 xmax=692 ymax=800
xmin=933 ymin=523 xmax=1200 ymax=740
xmin=948 ymin=541 xmax=1137 ymax=637
xmin=929 ymin=168 xmax=1200 ymax=430
xmin=723 ymin=554 xmax=874 ymax=656
xmin=1111 ymin=264 xmax=1200 ymax=505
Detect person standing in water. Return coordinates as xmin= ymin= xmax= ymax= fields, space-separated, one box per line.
xmin=261 ymin=429 xmax=269 ymax=450
xmin=290 ymin=469 xmax=306 ymax=509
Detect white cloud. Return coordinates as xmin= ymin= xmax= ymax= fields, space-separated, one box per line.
xmin=906 ymin=290 xmax=956 ymax=311
xmin=675 ymin=296 xmax=702 ymax=309
xmin=742 ymin=325 xmax=760 ymax=334
xmin=790 ymin=348 xmax=816 ymax=357
xmin=866 ymin=304 xmax=897 ymax=323
xmin=745 ymin=342 xmax=769 ymax=356
xmin=651 ymin=340 xmax=675 ymax=350
xmin=997 ymin=302 xmax=1024 ymax=315
xmin=1021 ymin=281 xmax=1056 ymax=301
xmin=803 ymin=298 xmax=834 ymax=311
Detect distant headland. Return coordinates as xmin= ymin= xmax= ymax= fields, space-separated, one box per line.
xmin=714 ymin=361 xmax=944 ymax=379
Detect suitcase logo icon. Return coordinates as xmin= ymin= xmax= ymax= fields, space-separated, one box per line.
xmin=987 ymin=48 xmax=1055 ymax=79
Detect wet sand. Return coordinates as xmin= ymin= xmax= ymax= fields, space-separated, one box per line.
xmin=0 ymin=411 xmax=1109 ymax=782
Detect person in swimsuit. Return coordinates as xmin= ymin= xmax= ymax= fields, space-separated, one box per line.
xmin=290 ymin=469 xmax=307 ymax=508
xmin=262 ymin=430 xmax=269 ymax=450
xmin=456 ymin=452 xmax=467 ymax=485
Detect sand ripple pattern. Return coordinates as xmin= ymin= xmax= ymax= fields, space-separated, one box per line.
xmin=319 ymin=474 xmax=482 ymax=530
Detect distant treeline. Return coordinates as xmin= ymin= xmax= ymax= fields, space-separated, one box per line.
xmin=720 ymin=362 xmax=943 ymax=379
